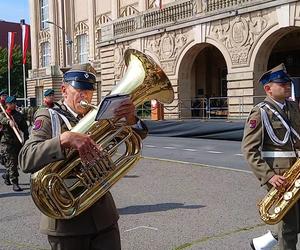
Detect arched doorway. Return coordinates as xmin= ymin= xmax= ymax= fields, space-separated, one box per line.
xmin=253 ymin=27 xmax=300 ymax=103
xmin=178 ymin=43 xmax=227 ymax=118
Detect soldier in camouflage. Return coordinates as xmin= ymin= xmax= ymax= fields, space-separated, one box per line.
xmin=0 ymin=96 xmax=29 ymax=191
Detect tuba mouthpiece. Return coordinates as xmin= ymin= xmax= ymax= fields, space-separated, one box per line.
xmin=80 ymin=100 xmax=97 ymax=110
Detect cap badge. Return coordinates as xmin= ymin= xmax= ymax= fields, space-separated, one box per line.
xmin=84 ymin=73 xmax=89 ymax=79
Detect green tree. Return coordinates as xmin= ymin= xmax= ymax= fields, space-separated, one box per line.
xmin=0 ymin=46 xmax=31 ymax=97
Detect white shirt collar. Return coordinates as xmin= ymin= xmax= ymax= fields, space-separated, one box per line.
xmin=63 ymin=101 xmax=78 ymax=118
xmin=271 ymin=98 xmax=286 ymax=110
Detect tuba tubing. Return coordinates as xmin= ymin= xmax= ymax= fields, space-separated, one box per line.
xmin=30 ymin=49 xmax=174 ymax=219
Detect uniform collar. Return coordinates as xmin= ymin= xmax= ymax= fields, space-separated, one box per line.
xmin=271 ymin=98 xmax=286 ymax=110
xmin=63 ymin=101 xmax=79 ymax=118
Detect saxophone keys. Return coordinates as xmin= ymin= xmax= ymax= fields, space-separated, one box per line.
xmin=283 ymin=191 xmax=293 ymax=201
xmin=274 ymin=207 xmax=281 ymax=214
xmin=295 ymin=179 xmax=300 ymax=188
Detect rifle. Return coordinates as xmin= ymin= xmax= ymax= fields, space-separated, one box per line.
xmin=0 ymin=103 xmax=24 ymax=144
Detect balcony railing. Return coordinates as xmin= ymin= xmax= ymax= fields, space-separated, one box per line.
xmin=100 ymin=0 xmax=279 ymax=42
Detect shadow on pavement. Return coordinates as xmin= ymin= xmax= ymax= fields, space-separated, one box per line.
xmin=124 ymin=175 xmax=139 ymax=178
xmin=118 ymin=202 xmax=205 ymax=215
xmin=0 ymin=191 xmax=30 ymax=198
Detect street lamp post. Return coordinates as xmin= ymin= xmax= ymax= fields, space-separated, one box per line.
xmin=46 ymin=21 xmax=73 ymax=67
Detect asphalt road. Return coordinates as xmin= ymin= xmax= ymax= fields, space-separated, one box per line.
xmin=142 ymin=136 xmax=249 ymax=172
xmin=0 ymin=137 xmax=284 ymax=250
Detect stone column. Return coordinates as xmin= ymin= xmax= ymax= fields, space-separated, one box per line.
xmin=139 ymin=0 xmax=146 ymax=12
xmin=227 ymin=71 xmax=255 ymax=119
xmin=111 ymin=0 xmax=118 ymax=19
xmin=48 ymin=0 xmax=58 ymax=65
xmin=29 ymin=0 xmax=38 ymax=69
xmin=88 ymin=0 xmax=95 ymax=61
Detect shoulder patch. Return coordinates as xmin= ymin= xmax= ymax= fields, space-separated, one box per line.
xmin=249 ymin=119 xmax=257 ymax=129
xmin=33 ymin=119 xmax=43 ymax=131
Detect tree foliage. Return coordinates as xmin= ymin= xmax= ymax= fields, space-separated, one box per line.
xmin=0 ymin=46 xmax=31 ymax=97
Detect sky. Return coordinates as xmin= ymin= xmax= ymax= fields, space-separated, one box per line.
xmin=0 ymin=0 xmax=29 ymax=24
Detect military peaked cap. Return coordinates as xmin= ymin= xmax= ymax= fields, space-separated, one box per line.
xmin=63 ymin=63 xmax=96 ymax=90
xmin=259 ymin=63 xmax=291 ymax=85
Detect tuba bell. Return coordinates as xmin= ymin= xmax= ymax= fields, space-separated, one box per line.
xmin=30 ymin=49 xmax=174 ymax=219
xmin=258 ymin=158 xmax=300 ymax=224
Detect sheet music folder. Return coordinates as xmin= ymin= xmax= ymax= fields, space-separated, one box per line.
xmin=95 ymin=94 xmax=130 ymax=121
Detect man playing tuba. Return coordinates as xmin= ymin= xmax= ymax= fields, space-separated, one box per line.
xmin=19 ymin=63 xmax=148 ymax=250
xmin=242 ymin=63 xmax=300 ymax=249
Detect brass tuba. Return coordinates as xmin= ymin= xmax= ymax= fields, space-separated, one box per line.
xmin=30 ymin=49 xmax=174 ymax=219
xmin=258 ymin=158 xmax=300 ymax=224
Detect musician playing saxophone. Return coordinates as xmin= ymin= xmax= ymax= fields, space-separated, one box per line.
xmin=18 ymin=63 xmax=148 ymax=250
xmin=242 ymin=63 xmax=300 ymax=250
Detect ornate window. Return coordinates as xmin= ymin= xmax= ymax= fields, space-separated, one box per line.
xmin=119 ymin=5 xmax=138 ymax=17
xmin=40 ymin=0 xmax=49 ymax=29
xmin=41 ymin=42 xmax=50 ymax=67
xmin=77 ymin=34 xmax=88 ymax=63
xmin=147 ymin=0 xmax=156 ymax=9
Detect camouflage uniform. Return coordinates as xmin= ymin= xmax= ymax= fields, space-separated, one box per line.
xmin=0 ymin=108 xmax=29 ymax=184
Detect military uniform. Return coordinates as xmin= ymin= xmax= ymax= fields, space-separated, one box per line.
xmin=0 ymin=96 xmax=29 ymax=189
xmin=242 ymin=64 xmax=300 ymax=250
xmin=18 ymin=63 xmax=148 ymax=250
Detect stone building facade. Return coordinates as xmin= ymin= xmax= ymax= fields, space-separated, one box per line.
xmin=27 ymin=0 xmax=300 ymax=118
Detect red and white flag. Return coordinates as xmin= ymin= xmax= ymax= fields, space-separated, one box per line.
xmin=8 ymin=32 xmax=15 ymax=69
xmin=155 ymin=0 xmax=162 ymax=9
xmin=22 ymin=24 xmax=30 ymax=65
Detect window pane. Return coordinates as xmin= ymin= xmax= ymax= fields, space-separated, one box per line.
xmin=41 ymin=42 xmax=50 ymax=67
xmin=78 ymin=34 xmax=88 ymax=63
xmin=40 ymin=0 xmax=49 ymax=29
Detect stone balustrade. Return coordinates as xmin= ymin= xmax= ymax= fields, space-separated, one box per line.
xmin=28 ymin=65 xmax=62 ymax=79
xmin=100 ymin=0 xmax=273 ymax=42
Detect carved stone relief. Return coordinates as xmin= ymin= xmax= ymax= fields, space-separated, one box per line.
xmin=208 ymin=11 xmax=271 ymax=66
xmin=144 ymin=30 xmax=191 ymax=74
xmin=114 ymin=43 xmax=129 ymax=80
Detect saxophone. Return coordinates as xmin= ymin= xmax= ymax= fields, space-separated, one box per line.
xmin=258 ymin=158 xmax=300 ymax=224
xmin=30 ymin=49 xmax=174 ymax=219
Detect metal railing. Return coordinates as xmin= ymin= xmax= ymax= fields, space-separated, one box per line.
xmin=136 ymin=95 xmax=267 ymax=120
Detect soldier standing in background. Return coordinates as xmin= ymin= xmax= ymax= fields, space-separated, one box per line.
xmin=242 ymin=63 xmax=300 ymax=249
xmin=41 ymin=88 xmax=59 ymax=108
xmin=0 ymin=96 xmax=29 ymax=191
xmin=0 ymin=90 xmax=8 ymax=106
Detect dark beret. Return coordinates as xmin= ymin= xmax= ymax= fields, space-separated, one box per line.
xmin=44 ymin=89 xmax=54 ymax=97
xmin=5 ymin=96 xmax=16 ymax=104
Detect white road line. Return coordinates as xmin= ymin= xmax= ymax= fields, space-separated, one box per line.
xmin=144 ymin=145 xmax=157 ymax=148
xmin=124 ymin=226 xmax=158 ymax=232
xmin=163 ymin=146 xmax=176 ymax=149
xmin=183 ymin=148 xmax=197 ymax=152
xmin=207 ymin=151 xmax=223 ymax=154
xmin=142 ymin=156 xmax=253 ymax=174
xmin=235 ymin=154 xmax=244 ymax=156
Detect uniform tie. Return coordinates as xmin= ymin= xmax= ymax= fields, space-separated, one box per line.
xmin=283 ymin=105 xmax=288 ymax=117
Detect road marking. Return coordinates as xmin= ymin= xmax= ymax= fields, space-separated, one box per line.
xmin=183 ymin=148 xmax=197 ymax=152
xmin=207 ymin=151 xmax=223 ymax=154
xmin=235 ymin=153 xmax=244 ymax=156
xmin=141 ymin=156 xmax=252 ymax=174
xmin=124 ymin=226 xmax=158 ymax=232
xmin=163 ymin=146 xmax=176 ymax=149
xmin=144 ymin=145 xmax=157 ymax=148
